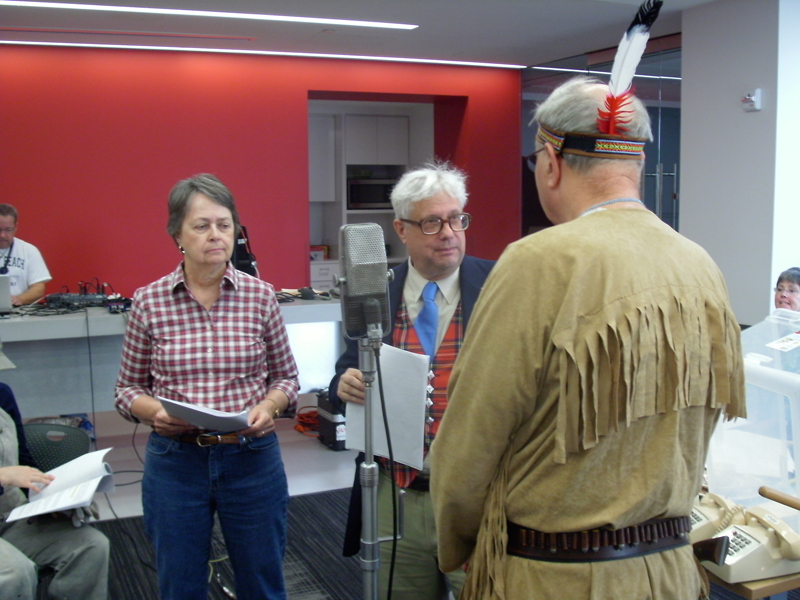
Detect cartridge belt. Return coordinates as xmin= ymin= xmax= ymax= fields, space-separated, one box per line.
xmin=506 ymin=516 xmax=691 ymax=563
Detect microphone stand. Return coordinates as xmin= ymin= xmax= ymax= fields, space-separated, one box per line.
xmin=359 ymin=319 xmax=383 ymax=600
xmin=358 ymin=296 xmax=404 ymax=600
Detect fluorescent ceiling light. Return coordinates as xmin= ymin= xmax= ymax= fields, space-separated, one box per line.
xmin=530 ymin=66 xmax=680 ymax=81
xmin=0 ymin=1 xmax=419 ymax=29
xmin=0 ymin=40 xmax=526 ymax=69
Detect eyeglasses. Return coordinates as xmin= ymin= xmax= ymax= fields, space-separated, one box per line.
xmin=775 ymin=286 xmax=800 ymax=295
xmin=525 ymin=147 xmax=546 ymax=171
xmin=400 ymin=213 xmax=471 ymax=235
xmin=0 ymin=227 xmax=16 ymax=235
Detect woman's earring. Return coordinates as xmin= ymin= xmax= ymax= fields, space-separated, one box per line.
xmin=179 ymin=245 xmax=185 ymax=254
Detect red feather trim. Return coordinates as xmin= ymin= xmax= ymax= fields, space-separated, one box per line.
xmin=597 ymin=88 xmax=636 ymax=135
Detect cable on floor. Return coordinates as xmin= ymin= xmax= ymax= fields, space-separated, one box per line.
xmin=293 ymin=406 xmax=319 ymax=437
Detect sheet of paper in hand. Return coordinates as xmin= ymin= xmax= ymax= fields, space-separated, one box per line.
xmin=158 ymin=396 xmax=249 ymax=432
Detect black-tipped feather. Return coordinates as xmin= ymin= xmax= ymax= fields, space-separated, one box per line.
xmin=627 ymin=0 xmax=663 ymax=34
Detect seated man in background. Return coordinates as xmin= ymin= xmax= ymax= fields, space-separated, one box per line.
xmin=0 ymin=204 xmax=51 ymax=306
xmin=0 ymin=383 xmax=109 ymax=600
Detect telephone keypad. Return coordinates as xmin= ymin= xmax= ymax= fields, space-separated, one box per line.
xmin=690 ymin=510 xmax=706 ymax=528
xmin=725 ymin=527 xmax=756 ymax=559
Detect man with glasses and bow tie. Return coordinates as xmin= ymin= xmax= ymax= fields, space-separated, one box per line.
xmin=329 ymin=161 xmax=495 ymax=600
xmin=0 ymin=204 xmax=51 ymax=306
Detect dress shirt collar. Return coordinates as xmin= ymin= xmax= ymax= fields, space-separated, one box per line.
xmin=405 ymin=260 xmax=460 ymax=305
xmin=169 ymin=261 xmax=240 ymax=293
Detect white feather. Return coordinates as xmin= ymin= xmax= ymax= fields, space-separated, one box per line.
xmin=608 ymin=25 xmax=651 ymax=97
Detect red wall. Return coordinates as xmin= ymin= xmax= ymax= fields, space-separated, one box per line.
xmin=0 ymin=46 xmax=520 ymax=297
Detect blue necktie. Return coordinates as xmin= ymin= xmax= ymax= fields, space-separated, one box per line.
xmin=416 ymin=281 xmax=439 ymax=358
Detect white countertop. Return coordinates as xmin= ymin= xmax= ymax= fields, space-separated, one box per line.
xmin=0 ymin=299 xmax=342 ymax=343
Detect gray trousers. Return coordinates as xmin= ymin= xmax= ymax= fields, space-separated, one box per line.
xmin=1 ymin=516 xmax=109 ymax=600
xmin=0 ymin=537 xmax=36 ymax=599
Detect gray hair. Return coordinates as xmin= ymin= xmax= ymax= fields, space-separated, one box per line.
xmin=533 ymin=76 xmax=653 ymax=173
xmin=390 ymin=162 xmax=468 ymax=220
xmin=777 ymin=267 xmax=800 ymax=288
xmin=167 ymin=174 xmax=241 ymax=242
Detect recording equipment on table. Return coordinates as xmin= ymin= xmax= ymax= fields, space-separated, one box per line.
xmin=107 ymin=296 xmax=132 ymax=313
xmin=43 ymin=280 xmax=131 ymax=312
xmin=232 ymin=225 xmax=258 ymax=277
xmin=46 ymin=293 xmax=108 ymax=309
xmin=336 ymin=223 xmax=397 ymax=600
xmin=690 ymin=490 xmax=800 ymax=583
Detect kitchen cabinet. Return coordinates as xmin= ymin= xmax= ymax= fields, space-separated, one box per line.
xmin=308 ymin=101 xmax=434 ymax=284
xmin=308 ymin=114 xmax=337 ymax=203
xmin=344 ymin=115 xmax=409 ymax=166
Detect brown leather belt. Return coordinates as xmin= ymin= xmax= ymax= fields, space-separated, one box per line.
xmin=507 ymin=516 xmax=691 ymax=563
xmin=175 ymin=433 xmax=242 ymax=447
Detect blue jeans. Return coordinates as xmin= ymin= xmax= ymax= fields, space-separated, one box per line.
xmin=142 ymin=432 xmax=288 ymax=600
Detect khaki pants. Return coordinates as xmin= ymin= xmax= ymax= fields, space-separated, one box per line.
xmin=377 ymin=470 xmax=466 ymax=600
xmin=2 ymin=515 xmax=109 ymax=600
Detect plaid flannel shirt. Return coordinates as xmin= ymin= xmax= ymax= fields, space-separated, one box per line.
xmin=115 ymin=262 xmax=299 ymax=422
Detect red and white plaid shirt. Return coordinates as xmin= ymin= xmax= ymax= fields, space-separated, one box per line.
xmin=115 ymin=262 xmax=299 ymax=422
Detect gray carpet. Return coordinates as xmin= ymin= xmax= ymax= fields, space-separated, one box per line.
xmin=36 ymin=487 xmax=361 ymax=600
xmin=34 ymin=487 xmax=800 ymax=599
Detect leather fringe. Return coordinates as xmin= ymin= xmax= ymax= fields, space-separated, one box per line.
xmin=554 ymin=295 xmax=745 ymax=464
xmin=460 ymin=444 xmax=514 ymax=600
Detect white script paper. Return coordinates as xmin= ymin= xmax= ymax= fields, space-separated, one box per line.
xmin=7 ymin=448 xmax=115 ymax=522
xmin=158 ymin=396 xmax=249 ymax=432
xmin=346 ymin=344 xmax=429 ymax=470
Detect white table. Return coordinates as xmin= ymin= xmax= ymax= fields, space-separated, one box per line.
xmin=0 ymin=300 xmax=343 ymax=419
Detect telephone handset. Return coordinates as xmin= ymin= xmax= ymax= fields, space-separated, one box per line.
xmin=690 ymin=492 xmax=800 ymax=583
xmin=690 ymin=492 xmax=746 ymax=543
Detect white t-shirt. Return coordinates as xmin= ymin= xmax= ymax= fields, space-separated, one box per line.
xmin=0 ymin=237 xmax=51 ymax=298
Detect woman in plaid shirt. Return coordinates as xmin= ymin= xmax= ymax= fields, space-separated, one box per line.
xmin=115 ymin=174 xmax=299 ymax=600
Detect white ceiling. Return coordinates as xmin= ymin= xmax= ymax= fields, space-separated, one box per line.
xmin=0 ymin=0 xmax=715 ymax=67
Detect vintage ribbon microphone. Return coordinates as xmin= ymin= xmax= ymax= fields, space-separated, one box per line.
xmin=337 ymin=222 xmax=395 ymax=600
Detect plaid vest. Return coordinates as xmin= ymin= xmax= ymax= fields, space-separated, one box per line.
xmin=380 ymin=299 xmax=464 ymax=488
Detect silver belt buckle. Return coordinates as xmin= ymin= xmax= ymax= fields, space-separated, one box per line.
xmin=196 ymin=433 xmax=218 ymax=447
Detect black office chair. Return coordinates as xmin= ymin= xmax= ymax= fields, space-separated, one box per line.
xmin=23 ymin=423 xmax=91 ymax=472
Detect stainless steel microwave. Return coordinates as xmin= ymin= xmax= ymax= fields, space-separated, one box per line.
xmin=347 ymin=179 xmax=396 ymax=210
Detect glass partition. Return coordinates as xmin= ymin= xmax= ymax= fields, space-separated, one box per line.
xmin=521 ymin=41 xmax=681 ymax=234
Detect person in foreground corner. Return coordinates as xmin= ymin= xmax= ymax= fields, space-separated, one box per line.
xmin=328 ymin=162 xmax=494 ymax=600
xmin=114 ymin=173 xmax=299 ymax=600
xmin=430 ymin=75 xmax=747 ymax=600
xmin=0 ymin=383 xmax=109 ymax=600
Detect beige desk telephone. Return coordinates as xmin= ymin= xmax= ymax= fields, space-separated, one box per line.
xmin=690 ymin=490 xmax=800 ymax=583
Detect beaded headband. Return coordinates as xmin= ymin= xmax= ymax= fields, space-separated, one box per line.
xmin=536 ymin=124 xmax=646 ymax=160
